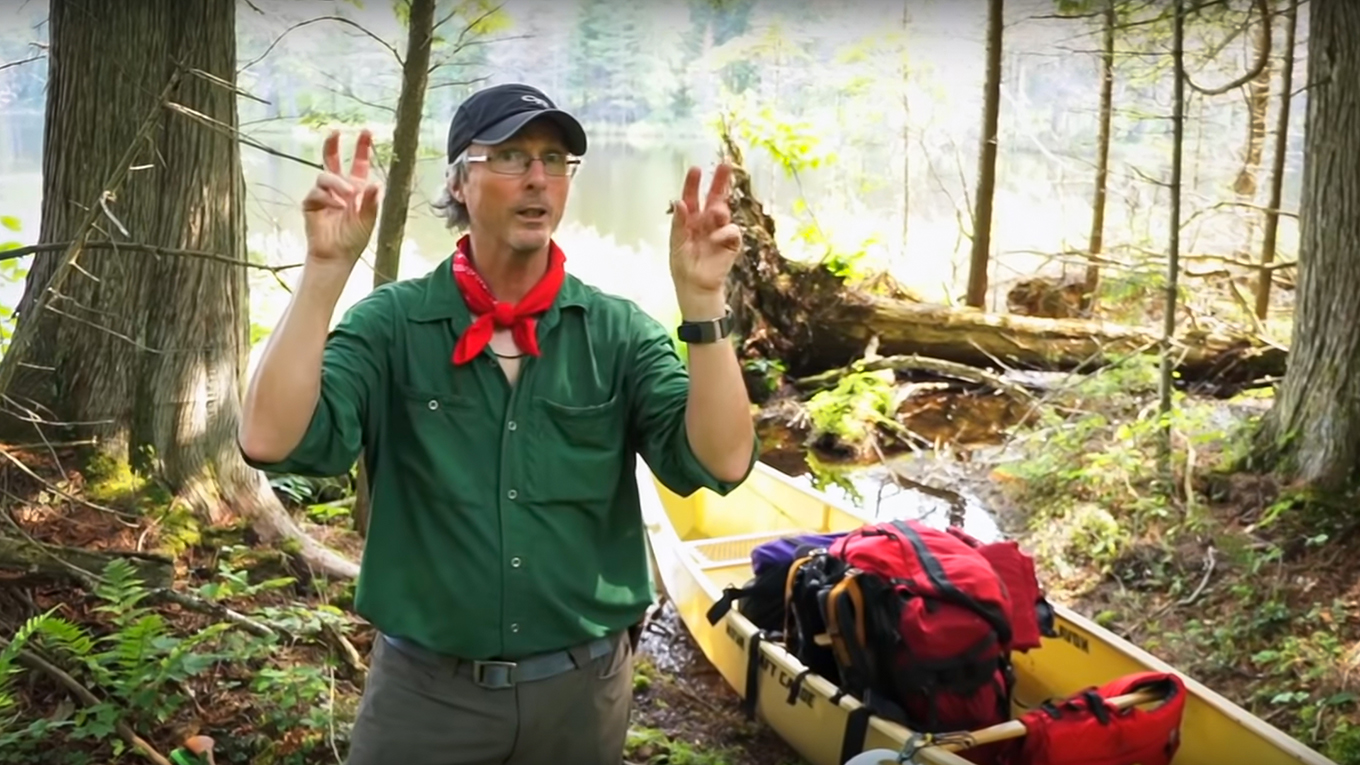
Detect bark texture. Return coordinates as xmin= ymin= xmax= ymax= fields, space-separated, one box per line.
xmin=1255 ymin=0 xmax=1360 ymax=490
xmin=4 ymin=0 xmax=357 ymax=578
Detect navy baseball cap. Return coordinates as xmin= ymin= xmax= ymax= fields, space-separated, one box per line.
xmin=446 ymin=83 xmax=587 ymax=162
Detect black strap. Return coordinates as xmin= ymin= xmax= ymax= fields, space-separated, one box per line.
xmin=1084 ymin=689 xmax=1111 ymax=725
xmin=839 ymin=706 xmax=872 ymax=764
xmin=742 ymin=630 xmax=766 ymax=719
xmin=707 ymin=585 xmax=747 ymax=625
xmin=787 ymin=668 xmax=812 ymax=705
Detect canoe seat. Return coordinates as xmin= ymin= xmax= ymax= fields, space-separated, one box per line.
xmin=685 ymin=529 xmax=816 ymax=570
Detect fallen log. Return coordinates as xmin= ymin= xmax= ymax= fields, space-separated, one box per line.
xmin=0 ymin=535 xmax=174 ymax=589
xmin=808 ymin=296 xmax=1287 ymax=385
xmin=716 ymin=127 xmax=1288 ymax=390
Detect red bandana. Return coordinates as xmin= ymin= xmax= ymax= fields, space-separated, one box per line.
xmin=450 ymin=234 xmax=567 ymax=365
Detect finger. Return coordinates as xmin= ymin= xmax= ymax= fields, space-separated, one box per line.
xmin=315 ymin=171 xmax=356 ymax=199
xmin=681 ymin=167 xmax=701 ymax=219
xmin=350 ymin=129 xmax=373 ymax=181
xmin=322 ymin=130 xmax=341 ymax=175
xmin=669 ymin=199 xmax=689 ymax=244
xmin=704 ymin=163 xmax=733 ymax=213
xmin=710 ymin=223 xmax=742 ymax=253
xmin=359 ymin=181 xmax=382 ymax=224
xmin=302 ymin=185 xmax=344 ymax=212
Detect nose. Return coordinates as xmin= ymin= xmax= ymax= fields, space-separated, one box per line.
xmin=523 ymin=158 xmax=548 ymax=188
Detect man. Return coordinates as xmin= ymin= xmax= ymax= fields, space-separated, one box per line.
xmin=238 ymin=83 xmax=757 ymax=764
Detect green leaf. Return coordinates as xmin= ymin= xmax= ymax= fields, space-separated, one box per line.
xmin=0 ymin=217 xmax=19 ymax=232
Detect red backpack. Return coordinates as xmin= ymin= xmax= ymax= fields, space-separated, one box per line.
xmin=1007 ymin=672 xmax=1187 ymax=765
xmin=787 ymin=520 xmax=1040 ymax=764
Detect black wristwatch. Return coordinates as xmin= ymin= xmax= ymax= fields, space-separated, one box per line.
xmin=677 ymin=308 xmax=733 ymax=344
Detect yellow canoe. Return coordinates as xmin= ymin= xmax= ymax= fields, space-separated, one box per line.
xmin=637 ymin=459 xmax=1335 ymax=765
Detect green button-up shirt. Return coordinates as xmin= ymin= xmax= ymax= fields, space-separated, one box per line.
xmin=243 ymin=256 xmax=754 ymax=659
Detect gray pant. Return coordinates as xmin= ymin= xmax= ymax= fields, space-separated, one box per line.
xmin=345 ymin=631 xmax=634 ymax=765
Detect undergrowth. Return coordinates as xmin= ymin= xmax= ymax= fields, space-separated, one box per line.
xmin=990 ymin=354 xmax=1359 ymax=761
xmin=0 ymin=556 xmax=350 ymax=765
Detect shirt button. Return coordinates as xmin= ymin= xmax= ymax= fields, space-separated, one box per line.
xmin=427 ymin=400 xmax=439 ymax=410
xmin=510 ymin=557 xmax=522 ymax=568
xmin=510 ymin=623 xmax=520 ymax=633
xmin=507 ymin=421 xmax=517 ymax=431
xmin=507 ymin=489 xmax=518 ymax=500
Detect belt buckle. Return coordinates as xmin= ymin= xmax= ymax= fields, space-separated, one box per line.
xmin=472 ymin=660 xmax=517 ymax=689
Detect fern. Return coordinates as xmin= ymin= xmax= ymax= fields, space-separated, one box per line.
xmin=0 ymin=608 xmax=60 ymax=722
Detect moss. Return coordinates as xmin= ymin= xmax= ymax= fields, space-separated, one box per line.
xmin=83 ymin=452 xmax=146 ymax=505
xmin=149 ymin=497 xmax=202 ymax=556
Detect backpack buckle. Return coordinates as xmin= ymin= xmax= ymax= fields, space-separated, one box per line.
xmin=471 ymin=660 xmax=518 ymax=689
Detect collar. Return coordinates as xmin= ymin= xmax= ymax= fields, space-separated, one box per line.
xmin=407 ymin=251 xmax=591 ymax=331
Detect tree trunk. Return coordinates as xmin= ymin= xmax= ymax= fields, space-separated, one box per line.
xmin=1253 ymin=0 xmax=1360 ymax=491
xmin=1255 ymin=0 xmax=1297 ymax=320
xmin=1232 ymin=2 xmax=1275 ymax=261
xmin=965 ymin=0 xmax=1004 ymax=309
xmin=353 ymin=0 xmax=436 ymax=540
xmin=1082 ymin=0 xmax=1116 ymax=311
xmin=1159 ymin=0 xmax=1187 ymax=466
xmin=2 ymin=0 xmax=357 ymax=579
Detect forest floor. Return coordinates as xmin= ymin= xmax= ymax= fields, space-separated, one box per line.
xmin=2 ymin=346 xmax=1358 ymax=765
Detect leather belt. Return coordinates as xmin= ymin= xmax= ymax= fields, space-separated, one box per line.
xmin=382 ymin=632 xmax=619 ymax=690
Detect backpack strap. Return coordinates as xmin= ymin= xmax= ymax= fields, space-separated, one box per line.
xmin=706 ymin=584 xmax=748 ymax=624
xmin=782 ymin=553 xmax=816 ymax=641
xmin=823 ymin=571 xmax=877 ymax=697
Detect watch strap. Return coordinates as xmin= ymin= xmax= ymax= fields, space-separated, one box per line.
xmin=677 ymin=309 xmax=733 ymax=344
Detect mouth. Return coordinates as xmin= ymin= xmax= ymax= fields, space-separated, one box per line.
xmin=515 ymin=205 xmax=549 ymax=222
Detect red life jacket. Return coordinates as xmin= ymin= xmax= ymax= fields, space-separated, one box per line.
xmin=1007 ymin=672 xmax=1187 ymax=765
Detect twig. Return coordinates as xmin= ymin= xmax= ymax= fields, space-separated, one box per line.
xmin=0 ymin=53 xmax=43 ymax=73
xmin=869 ymin=440 xmax=969 ymax=519
xmin=154 ymin=589 xmax=275 ymax=639
xmin=164 ymin=102 xmax=322 ymax=170
xmin=793 ymin=353 xmax=1036 ymax=403
xmin=0 ymin=240 xmax=301 ymax=274
xmin=1178 ymin=546 xmax=1216 ymax=607
xmin=0 ymin=68 xmax=183 ymax=400
xmin=322 ymin=620 xmax=366 ymax=674
xmin=238 ymin=15 xmax=402 ymax=73
xmin=184 ymin=66 xmax=269 ymax=105
xmin=0 ymin=635 xmax=173 ymax=765
xmin=0 ymin=446 xmax=138 ymax=520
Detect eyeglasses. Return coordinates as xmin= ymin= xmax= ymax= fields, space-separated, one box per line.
xmin=464 ymin=149 xmax=581 ymax=177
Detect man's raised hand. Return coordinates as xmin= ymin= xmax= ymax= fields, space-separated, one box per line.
xmin=302 ymin=129 xmax=382 ymax=266
xmin=668 ymin=163 xmax=742 ymax=311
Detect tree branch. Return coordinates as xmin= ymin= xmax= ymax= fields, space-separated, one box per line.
xmin=0 ymin=53 xmax=43 ymax=73
xmin=0 ymin=240 xmax=303 ymax=275
xmin=164 ymin=102 xmax=322 ymax=170
xmin=1183 ymin=0 xmax=1271 ymax=96
xmin=238 ymin=15 xmax=402 ymax=74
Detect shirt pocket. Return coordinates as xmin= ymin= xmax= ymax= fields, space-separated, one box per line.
xmin=527 ymin=394 xmax=625 ymax=504
xmin=393 ymin=385 xmax=485 ymax=503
